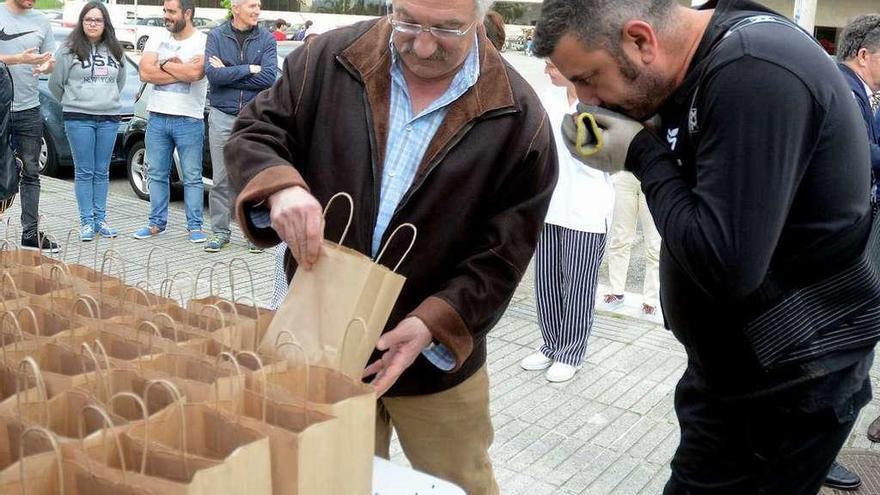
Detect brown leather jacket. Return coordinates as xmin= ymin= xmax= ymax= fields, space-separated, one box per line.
xmin=226 ymin=18 xmax=557 ymax=396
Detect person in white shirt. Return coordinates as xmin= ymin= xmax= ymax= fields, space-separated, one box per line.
xmin=520 ymin=60 xmax=614 ymax=383
xmin=132 ymin=0 xmax=208 ymax=243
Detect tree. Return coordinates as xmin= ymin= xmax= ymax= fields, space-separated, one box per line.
xmin=493 ymin=2 xmax=526 ymax=24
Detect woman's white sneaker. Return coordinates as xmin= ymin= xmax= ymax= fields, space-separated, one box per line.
xmin=545 ymin=362 xmax=578 ymax=383
xmin=520 ymin=352 xmax=553 ymax=371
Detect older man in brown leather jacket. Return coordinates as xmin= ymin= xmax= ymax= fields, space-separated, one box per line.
xmin=225 ymin=0 xmax=557 ymax=492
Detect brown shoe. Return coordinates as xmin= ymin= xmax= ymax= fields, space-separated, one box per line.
xmin=867 ymin=415 xmax=880 ymax=442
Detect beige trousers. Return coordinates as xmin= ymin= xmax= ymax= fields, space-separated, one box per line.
xmin=606 ymin=171 xmax=662 ymax=307
xmin=375 ymin=365 xmax=499 ymax=495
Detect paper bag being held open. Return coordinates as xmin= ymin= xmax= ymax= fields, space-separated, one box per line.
xmin=260 ymin=192 xmax=417 ymax=379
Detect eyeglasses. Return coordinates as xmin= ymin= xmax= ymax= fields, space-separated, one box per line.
xmin=83 ymin=17 xmax=105 ymax=25
xmin=389 ymin=17 xmax=475 ymax=40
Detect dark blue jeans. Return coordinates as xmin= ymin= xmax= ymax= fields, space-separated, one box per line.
xmin=64 ymin=119 xmax=118 ymax=227
xmin=10 ymin=107 xmax=42 ymax=238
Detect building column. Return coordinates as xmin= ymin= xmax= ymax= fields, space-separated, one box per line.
xmin=793 ymin=0 xmax=818 ymax=33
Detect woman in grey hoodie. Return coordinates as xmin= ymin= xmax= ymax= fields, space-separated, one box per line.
xmin=49 ymin=1 xmax=126 ymax=241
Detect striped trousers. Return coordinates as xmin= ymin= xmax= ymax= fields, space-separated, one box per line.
xmin=535 ymin=223 xmax=606 ymax=366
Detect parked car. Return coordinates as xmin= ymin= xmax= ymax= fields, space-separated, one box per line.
xmin=36 ymin=27 xmax=141 ymax=176
xmin=123 ymin=41 xmax=302 ymax=200
xmin=135 ymin=16 xmax=217 ymax=51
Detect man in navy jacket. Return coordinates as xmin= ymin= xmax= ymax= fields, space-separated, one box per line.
xmin=837 ymin=14 xmax=880 ymax=204
xmin=840 ymin=16 xmax=880 ymax=448
xmin=203 ymin=0 xmax=276 ymax=253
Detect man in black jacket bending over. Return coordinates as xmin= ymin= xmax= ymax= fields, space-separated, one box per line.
xmin=535 ymin=0 xmax=880 ymax=493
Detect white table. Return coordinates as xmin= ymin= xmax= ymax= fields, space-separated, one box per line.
xmin=373 ymin=458 xmax=466 ymax=494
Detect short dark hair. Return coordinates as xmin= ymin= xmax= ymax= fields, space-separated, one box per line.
xmin=166 ymin=0 xmax=195 ymax=23
xmin=837 ymin=14 xmax=880 ymax=61
xmin=275 ymin=18 xmax=286 ymax=29
xmin=533 ymin=0 xmax=675 ymax=58
xmin=304 ymin=20 xmax=313 ymax=28
xmin=483 ymin=10 xmax=505 ymax=51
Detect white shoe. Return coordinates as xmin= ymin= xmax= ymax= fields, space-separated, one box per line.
xmin=546 ymin=362 xmax=578 ymax=383
xmin=520 ymin=352 xmax=552 ymax=371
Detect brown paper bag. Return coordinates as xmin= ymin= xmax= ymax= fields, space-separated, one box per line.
xmin=261 ymin=193 xmax=415 ymax=378
xmin=135 ymin=351 xmax=244 ymax=407
xmin=0 ymin=357 xmax=51 ymax=417
xmin=0 ymin=272 xmax=32 ymax=312
xmin=115 ymin=379 xmax=273 ymax=495
xmin=188 ymin=259 xmax=274 ymax=352
xmin=259 ymin=339 xmax=376 ymax=494
xmin=0 ymin=426 xmax=77 ymax=495
xmin=237 ymin=387 xmax=337 ymax=495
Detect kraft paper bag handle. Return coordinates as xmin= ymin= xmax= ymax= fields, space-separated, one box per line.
xmin=199 ymin=304 xmax=227 ymax=334
xmin=109 ymin=391 xmax=149 ymax=474
xmin=123 ymin=286 xmax=156 ymax=307
xmin=229 ymin=257 xmax=257 ymax=306
xmin=153 ymin=312 xmax=181 ymax=344
xmin=275 ymin=340 xmax=310 ymax=423
xmin=192 ymin=261 xmax=228 ymax=300
xmin=72 ymin=295 xmax=98 ymax=320
xmin=235 ymin=350 xmax=264 ymax=372
xmin=340 ymin=317 xmax=367 ymax=370
xmin=19 ymin=426 xmax=64 ymax=495
xmin=213 ymin=299 xmax=241 ymax=322
xmin=323 ymin=192 xmax=354 ymax=245
xmin=136 ymin=321 xmax=163 ymax=363
xmin=233 ymin=295 xmax=263 ymax=352
xmin=47 ymin=264 xmax=71 ymax=313
xmin=63 ymin=226 xmax=84 ymax=266
xmin=215 ymin=351 xmax=244 ymax=419
xmin=18 ymin=306 xmax=40 ymax=338
xmin=243 ymin=350 xmax=270 ymax=423
xmin=143 ymin=378 xmax=189 ymax=476
xmin=375 ymin=223 xmax=418 ymax=273
xmin=1 ymin=271 xmax=23 ymax=305
xmin=145 ymin=246 xmax=170 ymax=293
xmin=80 ymin=342 xmax=111 ymax=404
xmin=16 ymin=356 xmax=49 ymax=428
xmin=95 ymin=248 xmax=128 ymax=287
xmin=78 ymin=404 xmax=127 ymax=481
xmin=159 ymin=272 xmax=193 ymax=307
xmin=0 ymin=309 xmax=25 ymax=359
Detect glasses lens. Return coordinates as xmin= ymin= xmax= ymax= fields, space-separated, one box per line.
xmin=393 ymin=21 xmax=419 ymax=34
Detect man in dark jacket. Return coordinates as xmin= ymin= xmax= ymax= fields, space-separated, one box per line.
xmin=535 ymin=0 xmax=880 ymax=493
xmin=225 ymin=0 xmax=556 ymax=492
xmin=837 ymin=14 xmax=880 ymax=205
xmin=203 ymin=0 xmax=276 ymax=253
xmin=840 ymin=15 xmax=880 ymax=449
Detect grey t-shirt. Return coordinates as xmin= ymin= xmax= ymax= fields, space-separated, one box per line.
xmin=0 ymin=6 xmax=54 ymax=111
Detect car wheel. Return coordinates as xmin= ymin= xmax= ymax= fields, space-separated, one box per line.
xmin=136 ymin=36 xmax=148 ymax=51
xmin=127 ymin=140 xmax=150 ymax=201
xmin=39 ymin=130 xmax=58 ymax=176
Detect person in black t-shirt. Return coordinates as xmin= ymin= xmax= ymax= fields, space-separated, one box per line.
xmin=534 ymin=0 xmax=880 ymax=493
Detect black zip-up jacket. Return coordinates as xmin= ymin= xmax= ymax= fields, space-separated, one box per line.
xmin=204 ymin=20 xmax=277 ymax=116
xmin=226 ymin=18 xmax=556 ymax=396
xmin=626 ymin=0 xmax=877 ymax=396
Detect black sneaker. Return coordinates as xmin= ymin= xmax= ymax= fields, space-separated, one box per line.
xmin=21 ymin=232 xmax=60 ymax=253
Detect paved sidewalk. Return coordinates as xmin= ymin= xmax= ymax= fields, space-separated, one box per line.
xmin=3 ymin=177 xmax=880 ymax=494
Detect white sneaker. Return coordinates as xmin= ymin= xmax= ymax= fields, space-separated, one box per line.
xmin=546 ymin=362 xmax=578 ymax=383
xmin=520 ymin=352 xmax=552 ymax=371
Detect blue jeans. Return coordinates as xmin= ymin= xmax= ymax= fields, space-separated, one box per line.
xmin=145 ymin=112 xmax=204 ymax=231
xmin=64 ymin=119 xmax=118 ymax=227
xmin=10 ymin=107 xmax=42 ymax=238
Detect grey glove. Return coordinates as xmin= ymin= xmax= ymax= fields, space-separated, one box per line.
xmin=561 ymin=104 xmax=645 ymax=174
